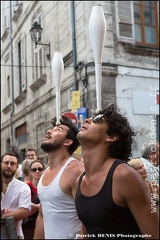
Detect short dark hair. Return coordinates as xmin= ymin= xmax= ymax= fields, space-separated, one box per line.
xmin=26 ymin=148 xmax=37 ymax=155
xmin=100 ymin=104 xmax=137 ymax=161
xmin=1 ymin=151 xmax=19 ymax=164
xmin=50 ymin=115 xmax=80 ymax=155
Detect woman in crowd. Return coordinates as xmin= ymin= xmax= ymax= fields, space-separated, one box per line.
xmin=22 ymin=160 xmax=45 ymax=239
xmin=21 ymin=158 xmax=32 ymax=183
xmin=128 ymin=158 xmax=159 ymax=206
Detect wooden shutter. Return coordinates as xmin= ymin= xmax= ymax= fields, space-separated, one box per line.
xmin=15 ymin=122 xmax=27 ymax=138
xmin=21 ymin=33 xmax=26 ymax=91
xmin=115 ymin=1 xmax=135 ymax=43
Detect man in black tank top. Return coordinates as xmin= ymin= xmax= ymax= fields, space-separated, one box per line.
xmin=75 ymin=105 xmax=159 ymax=239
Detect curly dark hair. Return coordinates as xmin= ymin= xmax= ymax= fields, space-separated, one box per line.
xmin=50 ymin=115 xmax=80 ymax=155
xmin=99 ymin=105 xmax=137 ymax=161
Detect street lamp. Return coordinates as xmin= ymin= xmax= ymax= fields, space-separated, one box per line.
xmin=30 ymin=22 xmax=50 ymax=61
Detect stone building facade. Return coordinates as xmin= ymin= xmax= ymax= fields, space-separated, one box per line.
xmin=1 ymin=1 xmax=159 ymax=161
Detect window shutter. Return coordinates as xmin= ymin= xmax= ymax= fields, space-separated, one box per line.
xmin=4 ymin=15 xmax=9 ymax=31
xmin=34 ymin=46 xmax=44 ymax=80
xmin=21 ymin=33 xmax=26 ymax=91
xmin=115 ymin=1 xmax=135 ymax=43
xmin=38 ymin=46 xmax=45 ymax=78
xmin=15 ymin=44 xmax=19 ymax=96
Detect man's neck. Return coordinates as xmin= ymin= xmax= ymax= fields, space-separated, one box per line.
xmin=48 ymin=152 xmax=70 ymax=169
xmin=3 ymin=176 xmax=14 ymax=185
xmin=82 ymin=147 xmax=113 ymax=175
xmin=2 ymin=177 xmax=14 ymax=194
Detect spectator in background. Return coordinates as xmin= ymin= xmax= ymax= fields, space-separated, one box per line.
xmin=1 ymin=151 xmax=31 ymax=239
xmin=21 ymin=159 xmax=32 ymax=183
xmin=128 ymin=157 xmax=159 ymax=212
xmin=140 ymin=142 xmax=159 ymax=188
xmin=22 ymin=160 xmax=45 ymax=239
xmin=15 ymin=163 xmax=23 ymax=180
xmin=26 ymin=149 xmax=38 ymax=160
xmin=128 ymin=158 xmax=159 ymax=199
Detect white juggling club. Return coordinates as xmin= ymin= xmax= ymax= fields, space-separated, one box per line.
xmin=89 ymin=4 xmax=106 ymax=112
xmin=52 ymin=52 xmax=64 ymax=125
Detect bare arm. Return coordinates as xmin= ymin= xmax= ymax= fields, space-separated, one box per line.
xmin=2 ymin=207 xmax=29 ymax=221
xmin=33 ymin=204 xmax=44 ymax=239
xmin=80 ymin=224 xmax=88 ymax=239
xmin=118 ymin=166 xmax=159 ymax=239
xmin=28 ymin=203 xmax=40 ymax=216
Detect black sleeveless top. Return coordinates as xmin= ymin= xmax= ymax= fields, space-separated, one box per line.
xmin=75 ymin=159 xmax=142 ymax=238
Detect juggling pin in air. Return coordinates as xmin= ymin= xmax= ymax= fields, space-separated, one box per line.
xmin=52 ymin=52 xmax=64 ymax=125
xmin=89 ymin=4 xmax=106 ymax=112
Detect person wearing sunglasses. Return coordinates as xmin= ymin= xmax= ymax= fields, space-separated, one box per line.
xmin=34 ymin=115 xmax=84 ymax=239
xmin=22 ymin=160 xmax=45 ymax=239
xmin=75 ymin=104 xmax=158 ymax=239
xmin=1 ymin=151 xmax=31 ymax=239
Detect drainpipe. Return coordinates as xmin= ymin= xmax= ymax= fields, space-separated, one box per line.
xmin=70 ymin=0 xmax=78 ymax=91
xmin=9 ymin=1 xmax=14 ymax=148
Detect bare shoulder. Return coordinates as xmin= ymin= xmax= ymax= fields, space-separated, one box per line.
xmin=66 ymin=159 xmax=84 ymax=177
xmin=113 ymin=162 xmax=149 ymax=205
xmin=114 ymin=162 xmax=143 ymax=183
xmin=61 ymin=159 xmax=84 ymax=196
xmin=114 ymin=162 xmax=147 ymax=191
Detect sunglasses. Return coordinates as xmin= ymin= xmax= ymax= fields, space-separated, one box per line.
xmin=31 ymin=167 xmax=44 ymax=172
xmin=2 ymin=161 xmax=17 ymax=167
xmin=92 ymin=114 xmax=107 ymax=123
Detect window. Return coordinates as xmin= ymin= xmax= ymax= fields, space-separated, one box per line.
xmin=3 ymin=15 xmax=9 ymax=32
xmin=6 ymin=139 xmax=11 ymax=152
xmin=115 ymin=1 xmax=135 ymax=43
xmin=134 ymin=1 xmax=159 ymax=47
xmin=33 ymin=46 xmax=44 ymax=81
xmin=17 ymin=34 xmax=26 ymax=94
xmin=15 ymin=123 xmax=27 ymax=145
xmin=7 ymin=75 xmax=10 ymax=98
xmin=1 ymin=1 xmax=9 ymax=39
xmin=115 ymin=1 xmax=159 ymax=47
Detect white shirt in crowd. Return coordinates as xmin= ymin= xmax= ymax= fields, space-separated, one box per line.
xmin=1 ymin=177 xmax=31 ymax=239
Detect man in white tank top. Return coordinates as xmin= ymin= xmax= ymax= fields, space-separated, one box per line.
xmin=34 ymin=115 xmax=84 ymax=239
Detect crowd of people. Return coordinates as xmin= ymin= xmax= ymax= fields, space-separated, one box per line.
xmin=1 ymin=104 xmax=159 ymax=239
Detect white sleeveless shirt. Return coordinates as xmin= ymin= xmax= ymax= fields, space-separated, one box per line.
xmin=37 ymin=157 xmax=81 ymax=239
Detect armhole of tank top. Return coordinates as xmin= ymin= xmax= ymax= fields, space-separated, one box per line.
xmin=66 ymin=157 xmax=76 ymax=165
xmin=107 ymin=159 xmax=124 ymax=177
xmin=104 ymin=159 xmax=125 ymax=191
xmin=56 ymin=157 xmax=77 ymax=178
xmin=76 ymin=172 xmax=85 ymax=198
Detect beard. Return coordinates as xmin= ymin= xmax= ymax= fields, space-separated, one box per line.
xmin=2 ymin=169 xmax=16 ymax=179
xmin=41 ymin=141 xmax=62 ymax=153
